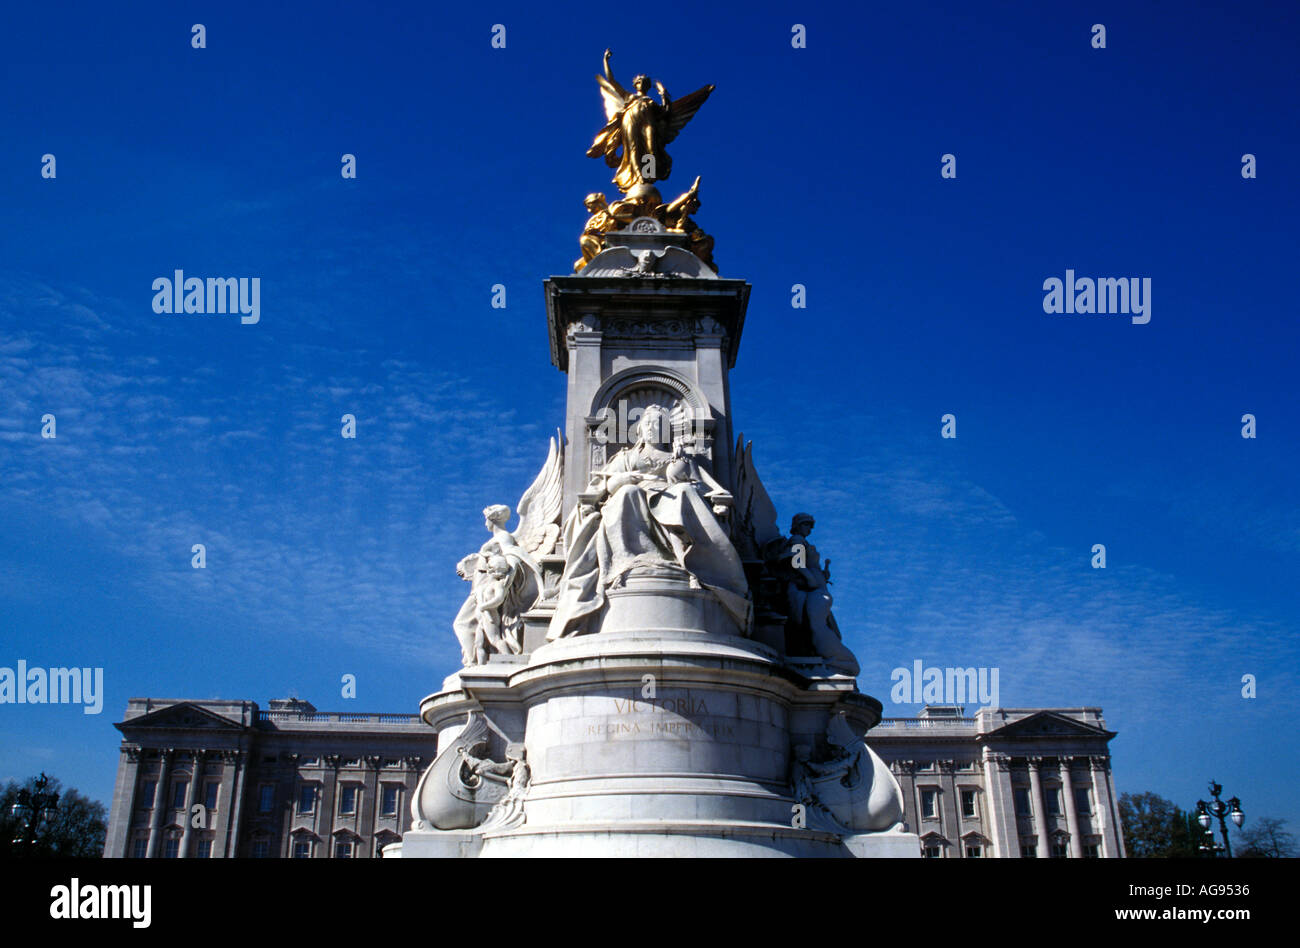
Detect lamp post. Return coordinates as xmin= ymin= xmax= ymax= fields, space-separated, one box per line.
xmin=9 ymin=772 xmax=60 ymax=855
xmin=1195 ymin=780 xmax=1244 ymax=859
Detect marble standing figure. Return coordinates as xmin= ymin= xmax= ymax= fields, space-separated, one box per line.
xmin=767 ymin=513 xmax=859 ymax=675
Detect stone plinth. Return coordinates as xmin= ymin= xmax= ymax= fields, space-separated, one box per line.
xmin=394 ymin=626 xmax=917 ymax=858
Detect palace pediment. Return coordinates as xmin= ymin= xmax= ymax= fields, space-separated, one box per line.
xmin=116 ymin=701 xmax=245 ymax=733
xmin=982 ymin=711 xmax=1113 ymax=741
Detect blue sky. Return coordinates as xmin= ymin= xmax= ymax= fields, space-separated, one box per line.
xmin=2 ymin=0 xmax=1297 ymax=841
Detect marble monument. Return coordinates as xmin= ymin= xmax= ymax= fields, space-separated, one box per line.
xmin=388 ymin=51 xmax=918 ymax=858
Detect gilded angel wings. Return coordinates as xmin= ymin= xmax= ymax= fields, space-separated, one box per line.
xmin=587 ymin=49 xmax=714 ymax=192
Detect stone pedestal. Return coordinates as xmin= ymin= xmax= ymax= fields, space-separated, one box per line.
xmin=390 ymin=622 xmax=917 ymax=858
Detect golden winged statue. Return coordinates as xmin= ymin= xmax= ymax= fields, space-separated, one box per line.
xmin=586 ymin=49 xmax=714 ymax=193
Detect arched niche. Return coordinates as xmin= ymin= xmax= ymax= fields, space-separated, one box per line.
xmin=583 ymin=367 xmax=715 ymax=473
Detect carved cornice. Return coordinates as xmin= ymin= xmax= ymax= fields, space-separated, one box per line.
xmin=545 ymin=275 xmax=751 ymax=371
xmin=601 ymin=316 xmax=716 ymax=339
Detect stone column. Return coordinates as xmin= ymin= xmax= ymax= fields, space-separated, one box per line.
xmin=981 ymin=749 xmax=1016 ymax=858
xmin=179 ymin=750 xmax=204 ymax=857
xmin=362 ymin=756 xmax=382 ymax=857
xmin=939 ymin=760 xmax=959 ymax=855
xmin=892 ymin=760 xmax=917 ymax=834
xmin=279 ymin=754 xmax=298 ymax=859
xmin=1059 ymin=757 xmax=1083 ymax=858
xmin=402 ymin=755 xmax=423 ymax=837
xmin=105 ymin=746 xmax=142 ymax=858
xmin=145 ymin=748 xmax=173 ymax=858
xmin=318 ymin=755 xmax=341 ymax=858
xmin=1091 ymin=756 xmax=1122 ymax=858
xmin=213 ymin=751 xmax=238 ymax=859
xmin=225 ymin=750 xmax=248 ymax=858
xmin=1026 ymin=756 xmax=1051 ymax=858
xmin=1106 ymin=760 xmax=1126 ymax=858
xmin=691 ymin=318 xmax=733 ymax=489
xmin=563 ymin=314 xmax=603 ymax=519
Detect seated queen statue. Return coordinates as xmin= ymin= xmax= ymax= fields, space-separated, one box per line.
xmin=547 ymin=404 xmax=752 ymax=639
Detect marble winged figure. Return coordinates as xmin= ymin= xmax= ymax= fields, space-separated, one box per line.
xmin=586 ymin=49 xmax=714 ymax=193
xmin=452 ymin=433 xmax=564 ymax=666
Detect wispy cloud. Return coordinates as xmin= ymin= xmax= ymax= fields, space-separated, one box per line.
xmin=0 ymin=274 xmax=559 ymax=670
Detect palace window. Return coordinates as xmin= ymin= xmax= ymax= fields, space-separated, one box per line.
xmin=1013 ymin=787 xmax=1032 ymax=816
xmin=163 ymin=836 xmax=180 ymax=859
xmin=381 ymin=785 xmax=399 ymax=817
xmin=965 ymin=843 xmax=983 ymax=858
xmin=293 ymin=840 xmax=313 ymax=859
xmin=171 ymin=781 xmax=188 ymax=810
xmin=251 ymin=838 xmax=271 ymax=858
xmin=258 ymin=784 xmax=275 ymax=813
xmin=1084 ymin=842 xmax=1101 ymax=858
xmin=1045 ymin=788 xmax=1062 ymax=816
xmin=1074 ymin=787 xmax=1092 ymax=815
xmin=339 ymin=785 xmax=359 ymax=815
xmin=132 ymin=837 xmax=148 ymax=859
xmin=334 ymin=839 xmax=354 ymax=859
xmin=299 ymin=784 xmax=316 ymax=814
xmin=196 ymin=837 xmax=212 ymax=859
xmin=960 ymin=789 xmax=978 ymax=818
xmin=1020 ymin=843 xmax=1037 ymax=858
xmin=203 ymin=781 xmax=219 ymax=810
xmin=140 ymin=780 xmax=156 ymax=808
xmin=1052 ymin=840 xmax=1069 ymax=858
xmin=920 ymin=788 xmax=939 ymax=819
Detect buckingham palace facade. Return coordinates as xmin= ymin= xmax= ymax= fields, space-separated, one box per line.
xmin=871 ymin=705 xmax=1126 ymax=858
xmin=104 ymin=697 xmax=431 ymax=859
xmin=104 ymin=697 xmax=1124 ymax=858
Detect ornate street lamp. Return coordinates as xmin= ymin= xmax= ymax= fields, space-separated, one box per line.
xmin=1196 ymin=780 xmax=1244 ymax=858
xmin=9 ymin=773 xmax=59 ymax=854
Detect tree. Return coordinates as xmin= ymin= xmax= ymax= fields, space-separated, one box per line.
xmin=1237 ymin=817 xmax=1297 ymax=858
xmin=1119 ymin=791 xmax=1199 ymax=858
xmin=0 ymin=775 xmax=107 ymax=858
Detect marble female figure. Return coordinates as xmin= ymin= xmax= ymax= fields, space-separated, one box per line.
xmin=547 ymin=404 xmax=751 ymax=639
